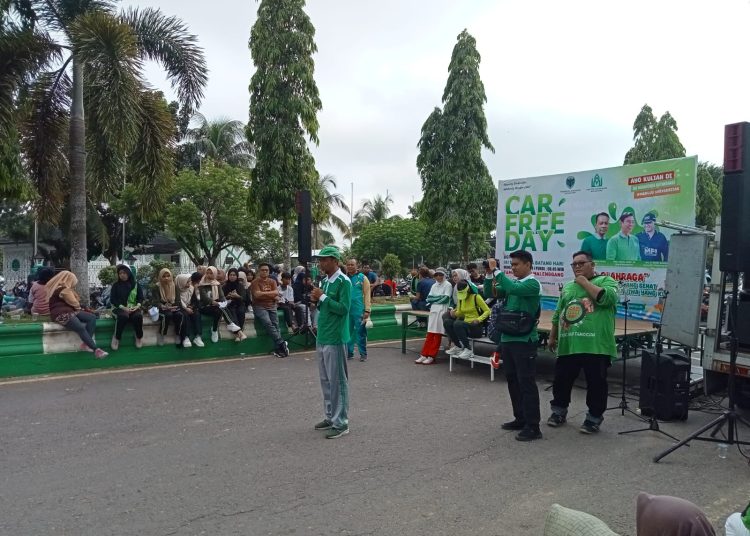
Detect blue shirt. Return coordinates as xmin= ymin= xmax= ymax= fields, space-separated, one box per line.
xmin=637 ymin=231 xmax=669 ymax=262
xmin=416 ymin=277 xmax=435 ymax=300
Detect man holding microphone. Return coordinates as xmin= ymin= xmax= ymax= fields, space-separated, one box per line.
xmin=311 ymin=246 xmax=352 ymax=439
xmin=547 ymin=251 xmax=619 ymax=434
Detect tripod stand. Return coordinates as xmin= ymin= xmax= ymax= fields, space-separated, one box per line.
xmin=620 ymin=289 xmax=680 ymax=441
xmin=606 ymin=283 xmax=643 ymax=419
xmin=654 ymin=271 xmax=750 ymax=462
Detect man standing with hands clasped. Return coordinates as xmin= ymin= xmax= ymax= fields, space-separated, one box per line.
xmin=547 ymin=251 xmax=618 ymax=434
xmin=311 ymin=246 xmax=352 ymax=439
xmin=346 ymin=258 xmax=371 ymax=362
xmin=491 ymin=251 xmax=543 ymax=442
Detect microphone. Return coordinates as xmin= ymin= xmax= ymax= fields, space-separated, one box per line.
xmin=618 ymin=281 xmax=630 ymax=304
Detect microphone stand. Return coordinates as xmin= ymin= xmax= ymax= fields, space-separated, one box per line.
xmin=606 ymin=282 xmax=645 ymax=419
xmin=619 ymin=289 xmax=679 ymax=441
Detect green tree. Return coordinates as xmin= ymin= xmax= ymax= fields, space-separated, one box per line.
xmin=247 ymin=0 xmax=321 ymax=268
xmin=165 ymin=163 xmax=269 ymax=266
xmin=182 ymin=113 xmax=254 ymax=169
xmin=417 ymin=30 xmax=496 ymax=263
xmin=696 ymin=161 xmax=722 ymax=230
xmin=381 ymin=253 xmax=401 ymax=280
xmin=351 ymin=218 xmax=425 ymax=268
xmin=1 ymin=1 xmax=207 ymax=301
xmin=623 ymin=105 xmax=722 ymax=229
xmin=311 ymin=173 xmax=349 ymax=249
xmin=624 ymin=104 xmax=686 ymax=164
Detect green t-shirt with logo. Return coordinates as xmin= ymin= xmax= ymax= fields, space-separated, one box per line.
xmin=551 ymin=274 xmax=619 ymax=359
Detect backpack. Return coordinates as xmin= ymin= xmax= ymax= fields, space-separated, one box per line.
xmin=487 ymin=299 xmax=506 ymax=343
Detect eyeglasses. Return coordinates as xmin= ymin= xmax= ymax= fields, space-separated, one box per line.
xmin=570 ymin=261 xmax=591 ymax=268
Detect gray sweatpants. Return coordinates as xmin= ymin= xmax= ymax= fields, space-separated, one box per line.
xmin=317 ymin=343 xmax=349 ymax=430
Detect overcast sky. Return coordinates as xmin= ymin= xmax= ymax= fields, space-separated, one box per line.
xmin=128 ymin=0 xmax=750 ymax=223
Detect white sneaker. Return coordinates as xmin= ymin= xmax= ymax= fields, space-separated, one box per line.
xmin=415 ymin=355 xmax=427 ymax=364
xmin=227 ymin=322 xmax=241 ymax=333
xmin=193 ymin=336 xmax=205 ymax=348
xmin=422 ymin=357 xmax=435 ymax=365
xmin=182 ymin=338 xmax=193 ymax=348
xmin=457 ymin=348 xmax=473 ymax=359
xmin=211 ymin=330 xmax=219 ymax=343
xmin=445 ymin=346 xmax=460 ymax=356
xmin=156 ymin=333 xmax=164 ymax=346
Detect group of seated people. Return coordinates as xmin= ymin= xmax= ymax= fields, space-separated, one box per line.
xmin=20 ymin=262 xmax=320 ymax=359
xmin=408 ymin=262 xmax=496 ymax=365
xmin=543 ymin=492 xmax=744 ymax=535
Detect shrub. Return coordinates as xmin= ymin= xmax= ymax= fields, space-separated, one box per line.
xmin=98 ymin=265 xmax=118 ymax=286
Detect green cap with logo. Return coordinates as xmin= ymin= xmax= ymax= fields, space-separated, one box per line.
xmin=317 ymin=245 xmax=342 ymax=261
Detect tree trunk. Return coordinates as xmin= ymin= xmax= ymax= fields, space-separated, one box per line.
xmin=69 ymin=59 xmax=89 ymax=305
xmin=461 ymin=232 xmax=469 ymax=264
xmin=282 ymin=217 xmax=291 ymax=270
xmin=312 ymin=223 xmax=319 ymax=249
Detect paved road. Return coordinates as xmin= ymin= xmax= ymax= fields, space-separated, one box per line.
xmin=1 ymin=340 xmax=748 ymax=535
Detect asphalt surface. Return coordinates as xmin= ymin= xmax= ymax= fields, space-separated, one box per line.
xmin=1 ymin=339 xmax=749 ymax=536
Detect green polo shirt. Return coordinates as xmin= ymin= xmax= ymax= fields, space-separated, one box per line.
xmin=606 ymin=233 xmax=641 ymax=262
xmin=580 ymin=235 xmax=608 ymax=261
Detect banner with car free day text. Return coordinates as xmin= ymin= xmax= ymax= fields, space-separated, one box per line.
xmin=495 ymin=156 xmax=697 ymax=320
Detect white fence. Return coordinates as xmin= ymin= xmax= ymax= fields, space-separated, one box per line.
xmin=88 ymin=256 xmax=198 ymax=287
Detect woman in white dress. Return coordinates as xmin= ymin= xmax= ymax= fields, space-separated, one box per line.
xmin=415 ymin=267 xmax=453 ymax=365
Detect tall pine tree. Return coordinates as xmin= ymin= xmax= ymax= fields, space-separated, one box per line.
xmin=247 ymin=0 xmax=321 ymax=267
xmin=417 ymin=30 xmax=496 ymax=262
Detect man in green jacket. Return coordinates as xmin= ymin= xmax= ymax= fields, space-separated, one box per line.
xmin=547 ymin=251 xmax=618 ymax=434
xmin=492 ymin=251 xmax=543 ymax=441
xmin=606 ymin=211 xmax=641 ymax=262
xmin=311 ymin=245 xmax=352 ymax=439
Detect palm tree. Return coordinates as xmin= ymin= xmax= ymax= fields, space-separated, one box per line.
xmin=351 ymin=192 xmax=396 ymax=236
xmin=355 ymin=193 xmax=393 ymax=223
xmin=182 ymin=113 xmax=254 ymax=169
xmin=311 ymin=174 xmax=349 ymax=249
xmin=1 ymin=1 xmax=207 ymax=300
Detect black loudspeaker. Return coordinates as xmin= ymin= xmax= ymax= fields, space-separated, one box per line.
xmin=639 ymin=349 xmax=690 ymax=421
xmin=296 ymin=190 xmax=312 ymax=265
xmin=720 ymin=122 xmax=750 ymax=272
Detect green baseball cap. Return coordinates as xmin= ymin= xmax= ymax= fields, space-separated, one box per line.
xmin=317 ymin=245 xmax=342 ymax=261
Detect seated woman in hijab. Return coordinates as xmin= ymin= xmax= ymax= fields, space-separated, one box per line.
xmin=156 ymin=268 xmax=186 ymax=347
xmin=197 ymin=266 xmax=242 ymax=343
xmin=176 ymin=273 xmax=204 ymax=348
xmin=47 ymin=271 xmax=108 ymax=359
xmin=223 ymin=268 xmax=248 ymax=341
xmin=636 ymin=492 xmax=715 ymax=536
xmin=30 ymin=267 xmax=55 ymax=317
xmin=110 ymin=264 xmax=144 ymax=350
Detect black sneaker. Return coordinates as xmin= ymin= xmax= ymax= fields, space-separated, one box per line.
xmin=273 ymin=349 xmax=286 ymax=358
xmin=314 ymin=419 xmax=333 ymax=430
xmin=580 ymin=420 xmax=600 ymax=434
xmin=501 ymin=419 xmax=526 ymax=431
xmin=515 ymin=427 xmax=543 ymax=441
xmin=547 ymin=414 xmax=567 ymax=427
xmin=326 ymin=426 xmax=349 ymax=439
